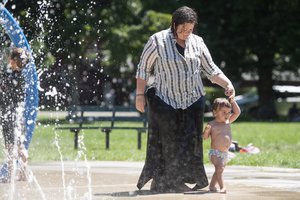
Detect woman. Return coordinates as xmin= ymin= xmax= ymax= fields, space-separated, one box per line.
xmin=135 ymin=6 xmax=235 ymax=193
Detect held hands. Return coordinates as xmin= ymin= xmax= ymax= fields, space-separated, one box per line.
xmin=225 ymin=84 xmax=235 ymax=99
xmin=228 ymin=95 xmax=236 ymax=104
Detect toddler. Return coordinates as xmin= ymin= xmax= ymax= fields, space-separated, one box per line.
xmin=203 ymin=97 xmax=240 ymax=193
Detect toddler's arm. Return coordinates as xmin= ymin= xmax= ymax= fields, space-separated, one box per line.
xmin=229 ymin=97 xmax=241 ymax=123
xmin=202 ymin=123 xmax=211 ymax=140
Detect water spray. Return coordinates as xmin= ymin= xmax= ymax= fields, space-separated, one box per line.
xmin=1 ymin=0 xmax=8 ymax=7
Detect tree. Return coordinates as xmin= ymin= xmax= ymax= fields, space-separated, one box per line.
xmin=8 ymin=0 xmax=107 ymax=107
xmin=195 ymin=0 xmax=300 ymax=119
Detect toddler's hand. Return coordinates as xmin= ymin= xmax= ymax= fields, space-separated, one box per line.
xmin=228 ymin=96 xmax=234 ymax=103
xmin=203 ymin=124 xmax=211 ymax=139
xmin=204 ymin=124 xmax=211 ymax=131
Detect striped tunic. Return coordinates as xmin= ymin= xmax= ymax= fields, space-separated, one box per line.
xmin=136 ymin=28 xmax=223 ymax=109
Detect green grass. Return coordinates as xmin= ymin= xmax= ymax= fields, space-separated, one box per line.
xmin=4 ymin=121 xmax=299 ymax=168
xmin=204 ymin=122 xmax=300 ymax=168
xmin=28 ymin=122 xmax=148 ymax=162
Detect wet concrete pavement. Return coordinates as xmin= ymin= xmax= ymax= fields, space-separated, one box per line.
xmin=0 ymin=161 xmax=299 ymax=200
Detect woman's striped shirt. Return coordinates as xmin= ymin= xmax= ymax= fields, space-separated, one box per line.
xmin=136 ymin=28 xmax=223 ymax=109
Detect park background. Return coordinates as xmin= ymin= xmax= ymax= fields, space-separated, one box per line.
xmin=1 ymin=1 xmax=300 ymax=168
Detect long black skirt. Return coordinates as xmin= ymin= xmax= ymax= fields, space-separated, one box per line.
xmin=137 ymin=88 xmax=208 ymax=190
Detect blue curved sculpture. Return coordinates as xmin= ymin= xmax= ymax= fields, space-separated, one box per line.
xmin=0 ymin=4 xmax=39 ymax=149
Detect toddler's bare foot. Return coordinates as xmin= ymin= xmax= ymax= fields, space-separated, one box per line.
xmin=209 ymin=186 xmax=218 ymax=192
xmin=219 ymin=187 xmax=227 ymax=193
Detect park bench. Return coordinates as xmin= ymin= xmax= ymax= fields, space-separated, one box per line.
xmin=55 ymin=105 xmax=147 ymax=150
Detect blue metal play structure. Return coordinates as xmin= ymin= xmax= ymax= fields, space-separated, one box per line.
xmin=0 ymin=2 xmax=39 ymax=179
xmin=0 ymin=3 xmax=39 ymax=149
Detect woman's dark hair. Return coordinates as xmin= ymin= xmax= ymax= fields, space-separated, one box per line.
xmin=171 ymin=6 xmax=198 ymax=35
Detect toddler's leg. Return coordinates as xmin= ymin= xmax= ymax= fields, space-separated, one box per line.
xmin=210 ymin=155 xmax=226 ymax=193
xmin=209 ymin=170 xmax=218 ymax=192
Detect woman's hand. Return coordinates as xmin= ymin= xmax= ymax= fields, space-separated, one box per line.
xmin=225 ymin=84 xmax=235 ymax=99
xmin=135 ymin=78 xmax=147 ymax=113
xmin=136 ymin=95 xmax=146 ymax=113
xmin=210 ymin=74 xmax=235 ymax=98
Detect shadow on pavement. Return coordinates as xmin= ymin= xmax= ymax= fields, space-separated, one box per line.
xmin=94 ymin=189 xmax=154 ymax=197
xmin=94 ymin=189 xmax=210 ymax=198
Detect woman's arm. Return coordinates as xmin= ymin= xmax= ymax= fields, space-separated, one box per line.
xmin=211 ymin=73 xmax=235 ymax=98
xmin=199 ymin=39 xmax=235 ymax=99
xmin=135 ymin=78 xmax=147 ymax=113
xmin=135 ymin=36 xmax=157 ymax=113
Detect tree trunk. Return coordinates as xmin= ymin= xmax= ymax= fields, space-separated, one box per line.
xmin=256 ymin=62 xmax=278 ymax=120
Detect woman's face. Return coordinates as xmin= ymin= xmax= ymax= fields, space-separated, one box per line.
xmin=175 ymin=22 xmax=195 ymax=41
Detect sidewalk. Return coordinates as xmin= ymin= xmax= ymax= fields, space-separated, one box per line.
xmin=0 ymin=161 xmax=299 ymax=200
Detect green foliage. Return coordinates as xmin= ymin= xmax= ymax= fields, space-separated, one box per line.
xmin=204 ymin=87 xmax=224 ymax=104
xmin=195 ymin=0 xmax=300 ymax=118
